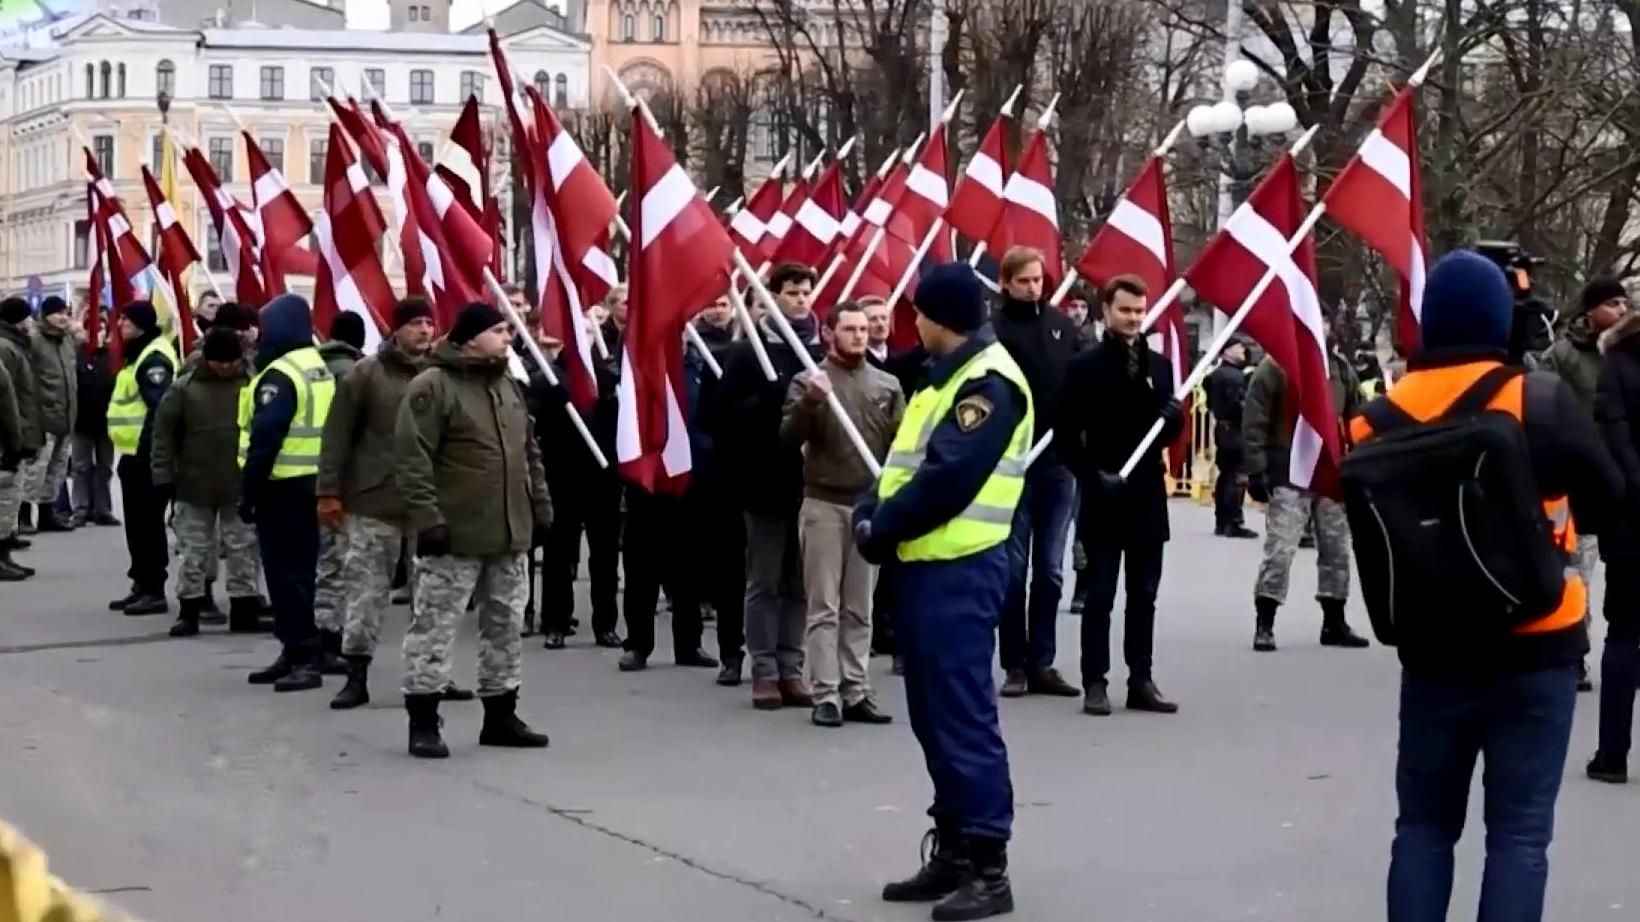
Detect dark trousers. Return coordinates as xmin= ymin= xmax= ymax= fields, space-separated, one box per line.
xmin=1387 ymin=665 xmax=1578 ymax=922
xmin=622 ymin=489 xmax=703 ymax=659
xmin=542 ymin=468 xmax=621 ymax=636
xmin=899 ymin=545 xmax=1013 ymax=841
xmin=72 ymin=433 xmax=114 ymax=520
xmin=1213 ymin=429 xmax=1246 ymax=528
xmin=1079 ymin=531 xmax=1164 ymax=686
xmin=872 ymin=561 xmax=897 ymax=654
xmin=1598 ymin=565 xmax=1640 ymax=759
xmin=117 ymin=455 xmax=168 ymax=594
xmin=253 ymin=477 xmax=321 ymax=661
xmin=689 ymin=480 xmax=745 ymax=661
xmin=999 ymin=461 xmax=1077 ymax=671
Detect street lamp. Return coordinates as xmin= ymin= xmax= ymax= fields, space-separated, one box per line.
xmin=1187 ymin=60 xmax=1297 ymax=214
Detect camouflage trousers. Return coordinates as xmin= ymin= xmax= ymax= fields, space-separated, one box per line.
xmin=173 ymin=500 xmax=261 ymax=600
xmin=1255 ymin=486 xmax=1351 ymax=604
xmin=1576 ymin=535 xmax=1599 ymax=618
xmin=24 ymin=434 xmax=71 ymax=504
xmin=314 ymin=523 xmax=350 ymax=635
xmin=0 ymin=468 xmax=21 ymax=540
xmin=341 ymin=515 xmax=407 ymax=658
xmin=402 ymin=552 xmax=527 ymax=698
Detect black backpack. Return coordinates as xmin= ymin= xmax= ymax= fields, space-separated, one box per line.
xmin=1340 ymin=365 xmax=1566 ymax=647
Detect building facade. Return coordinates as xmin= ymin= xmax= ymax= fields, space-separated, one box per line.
xmin=0 ymin=12 xmax=590 ymax=300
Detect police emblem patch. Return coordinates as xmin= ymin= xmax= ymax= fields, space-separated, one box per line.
xmin=146 ymin=366 xmax=168 ymax=385
xmin=257 ymin=385 xmax=279 ymax=406
xmin=954 ymin=396 xmax=992 ymax=432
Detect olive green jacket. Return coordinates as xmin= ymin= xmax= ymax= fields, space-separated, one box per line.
xmin=31 ymin=325 xmax=78 ymax=437
xmin=0 ymin=361 xmax=21 ymax=457
xmin=0 ymin=322 xmax=42 ymax=452
xmin=1542 ymin=323 xmax=1603 ymax=414
xmin=395 ymin=342 xmax=551 ymax=556
xmin=318 ymin=341 xmax=428 ymax=524
xmin=1242 ymin=353 xmax=1361 ymax=486
xmin=151 ymin=361 xmax=250 ymax=507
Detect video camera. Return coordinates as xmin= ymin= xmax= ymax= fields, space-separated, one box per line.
xmin=1473 ymin=240 xmax=1554 ymax=365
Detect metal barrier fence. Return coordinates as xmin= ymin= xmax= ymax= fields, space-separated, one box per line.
xmin=1168 ymin=383 xmax=1218 ymax=502
xmin=0 ymin=821 xmax=134 ymax=922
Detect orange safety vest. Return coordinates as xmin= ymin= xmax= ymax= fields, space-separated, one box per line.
xmin=1348 ymin=360 xmax=1584 ymax=636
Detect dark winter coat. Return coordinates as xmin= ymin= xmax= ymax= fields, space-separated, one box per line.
xmin=0 ymin=321 xmax=42 ymax=452
xmin=1242 ymin=353 xmax=1361 ymax=488
xmin=1543 ymin=322 xmax=1604 ymax=414
xmin=1595 ymin=312 xmax=1640 ymax=560
xmin=991 ymin=296 xmax=1079 ymax=453
xmin=31 ymin=325 xmax=78 ymax=437
xmin=1204 ymin=359 xmax=1250 ymax=465
xmin=396 ymin=341 xmax=552 ymax=557
xmin=1056 ymin=331 xmax=1181 ymax=544
xmin=318 ymin=340 xmax=428 ymax=524
xmin=702 ymin=316 xmax=822 ymax=518
xmin=74 ymin=346 xmax=115 ymax=438
xmin=151 ymin=359 xmax=249 ymax=506
xmin=0 ymin=361 xmax=20 ymax=459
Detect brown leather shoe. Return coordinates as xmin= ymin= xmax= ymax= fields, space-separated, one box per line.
xmin=778 ymin=677 xmax=814 ymax=708
xmin=752 ymin=678 xmax=784 ymax=711
xmin=999 ymin=669 xmax=1029 ymax=698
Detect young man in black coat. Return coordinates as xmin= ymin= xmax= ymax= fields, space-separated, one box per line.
xmin=1056 ymin=275 xmax=1184 ymax=717
xmin=1591 ymin=304 xmax=1640 ymax=783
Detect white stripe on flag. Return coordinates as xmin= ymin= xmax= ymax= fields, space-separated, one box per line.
xmin=109 ymin=213 xmax=132 ymax=237
xmin=94 ymin=177 xmax=115 ymax=197
xmin=660 ymin=376 xmax=691 ymax=477
xmin=863 ymin=198 xmax=891 ymax=226
xmin=582 ymin=246 xmax=619 ymax=287
xmin=1106 ymin=198 xmax=1167 ymax=267
xmin=1358 ymin=129 xmax=1412 ymax=199
xmin=1290 ymin=417 xmax=1323 ymax=490
xmin=793 ymin=199 xmax=840 ymax=244
xmin=346 ymin=162 xmax=371 ymax=195
xmin=253 ymin=170 xmax=287 ymax=206
xmin=156 ymin=201 xmax=177 ymax=229
xmin=840 ymin=212 xmax=861 ymax=238
xmin=729 ymin=209 xmax=766 ymax=243
xmin=1224 ymin=205 xmax=1325 ymax=349
xmin=1003 ymin=173 xmax=1059 ymax=228
xmin=1408 ymin=238 xmax=1427 ymax=322
xmin=767 ymin=211 xmax=793 ymax=238
xmin=640 ymin=165 xmax=696 ymax=249
xmin=546 ymin=130 xmax=585 ymax=192
xmin=906 ymin=164 xmax=949 ymax=208
xmin=426 ymin=173 xmax=456 ymax=218
xmin=615 ymin=346 xmax=641 ymax=463
xmin=964 ymin=152 xmax=1004 ymax=196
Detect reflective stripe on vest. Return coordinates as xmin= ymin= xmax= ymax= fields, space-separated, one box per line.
xmin=876 ymin=342 xmax=1035 ymax=561
xmin=1346 ymin=361 xmax=1583 ymax=635
xmin=107 ymin=337 xmax=179 ymax=455
xmin=237 ymin=347 xmax=335 ymax=479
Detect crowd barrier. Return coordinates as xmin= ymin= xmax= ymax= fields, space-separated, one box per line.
xmin=0 ymin=821 xmax=134 ymax=922
xmin=1166 ymin=382 xmax=1219 ymax=502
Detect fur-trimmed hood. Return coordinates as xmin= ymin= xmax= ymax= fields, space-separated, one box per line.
xmin=1598 ymin=311 xmax=1640 ymax=354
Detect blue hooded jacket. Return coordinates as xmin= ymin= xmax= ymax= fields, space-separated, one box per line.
xmin=241 ymin=295 xmax=319 ymax=506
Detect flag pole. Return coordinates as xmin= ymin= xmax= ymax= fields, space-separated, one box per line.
xmin=886 ymin=218 xmax=943 ymax=309
xmin=683 ymin=323 xmax=724 ymax=378
xmin=726 ymin=277 xmax=777 ymax=380
xmin=733 ymin=250 xmax=883 ymax=477
xmin=484 ymin=267 xmax=609 ymax=468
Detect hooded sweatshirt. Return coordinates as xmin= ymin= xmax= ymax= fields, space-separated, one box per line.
xmin=241 ymin=295 xmax=322 ymax=501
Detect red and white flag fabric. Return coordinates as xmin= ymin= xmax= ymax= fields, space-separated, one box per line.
xmin=1322 ymin=84 xmax=1427 ymax=354
xmin=1185 ymin=155 xmax=1342 ymax=498
xmin=182 ymin=147 xmax=265 ymax=305
xmin=944 ymin=112 xmax=1009 ymax=245
xmin=769 ymin=158 xmax=845 ymax=268
xmin=764 ymin=172 xmax=809 ymax=260
xmin=84 ymin=150 xmax=156 ymax=367
xmin=728 ymin=168 xmax=786 ymax=264
xmin=329 ymin=96 xmax=432 ymax=307
xmin=313 ymin=123 xmax=393 ymax=352
xmin=244 ymin=131 xmax=315 ymax=296
xmin=436 ymin=95 xmax=505 ymax=276
xmin=888 ymin=123 xmax=952 ymax=262
xmin=1073 ymin=155 xmax=1190 ymax=472
xmin=140 ymin=165 xmax=201 ymax=353
xmin=991 ymin=129 xmax=1062 ymax=283
xmin=618 ymin=110 xmax=735 ymax=494
xmin=84 ymin=186 xmax=108 ymax=353
xmin=523 ymin=83 xmax=619 ymax=412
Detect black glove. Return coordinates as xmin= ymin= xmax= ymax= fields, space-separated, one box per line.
xmin=237 ymin=501 xmax=257 ymax=525
xmin=1247 ymin=472 xmax=1270 ymax=504
xmin=0 ymin=452 xmax=19 ymax=473
xmin=1092 ymin=470 xmax=1126 ymax=498
xmin=854 ymin=517 xmax=894 ymax=566
xmin=416 ymin=524 xmax=452 ymax=558
xmin=1159 ymin=397 xmax=1184 ymax=427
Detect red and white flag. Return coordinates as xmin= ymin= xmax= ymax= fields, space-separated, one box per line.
xmin=618 ymin=110 xmax=734 ymax=494
xmin=84 ymin=186 xmax=108 ymax=353
xmin=436 ymin=95 xmax=505 ymax=276
xmin=84 ymin=150 xmax=156 ymax=367
xmin=140 ymin=165 xmax=201 ymax=353
xmin=244 ymin=131 xmax=315 ymax=296
xmin=991 ymin=128 xmax=1062 ymax=283
xmin=944 ymin=111 xmax=1010 ymax=245
xmin=1322 ymin=85 xmax=1427 ymax=354
xmin=888 ymin=123 xmax=952 ymax=262
xmin=182 ymin=147 xmax=265 ymax=305
xmin=1185 ymin=155 xmax=1342 ymax=498
xmin=769 ymin=157 xmax=845 ymax=268
xmin=1073 ymin=155 xmax=1189 ymax=471
xmin=329 ymin=96 xmax=431 ymax=308
xmin=313 ymin=123 xmax=393 ymax=352
xmin=729 ymin=167 xmax=787 ymax=263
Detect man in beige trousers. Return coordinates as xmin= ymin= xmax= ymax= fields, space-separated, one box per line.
xmin=782 ymin=302 xmax=906 ymax=728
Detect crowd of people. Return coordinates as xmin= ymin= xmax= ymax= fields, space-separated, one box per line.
xmin=2 ymin=243 xmax=1639 ymax=922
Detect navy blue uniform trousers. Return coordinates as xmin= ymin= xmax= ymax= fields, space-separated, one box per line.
xmin=897 ymin=543 xmax=1013 ymax=841
xmin=253 ymin=476 xmax=321 ymax=661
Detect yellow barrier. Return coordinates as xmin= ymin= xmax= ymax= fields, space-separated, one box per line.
xmin=1165 ymin=383 xmax=1219 ymax=503
xmin=0 ymin=822 xmax=132 ymax=922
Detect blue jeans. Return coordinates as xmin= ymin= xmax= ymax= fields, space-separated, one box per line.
xmin=999 ymin=460 xmax=1076 ymax=671
xmin=1387 ymin=665 xmax=1578 ymax=922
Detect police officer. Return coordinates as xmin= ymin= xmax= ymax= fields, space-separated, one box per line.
xmin=319 ymin=299 xmax=458 ymax=710
xmin=1244 ymin=332 xmax=1369 ymax=652
xmin=105 ymin=301 xmax=176 ymax=615
xmin=312 ymin=313 xmax=368 ymax=666
xmin=854 ymin=263 xmax=1031 ymax=921
xmin=152 ymin=327 xmax=262 ymax=636
xmin=1205 ymin=336 xmax=1256 ymax=538
xmin=395 ymin=303 xmax=551 ymax=759
xmin=239 ymin=294 xmax=335 ymax=692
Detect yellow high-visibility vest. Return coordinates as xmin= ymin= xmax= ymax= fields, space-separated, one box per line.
xmin=237 ymin=347 xmax=335 ymax=479
xmin=107 ymin=337 xmax=179 ymax=455
xmin=876 ymin=341 xmax=1034 ymax=562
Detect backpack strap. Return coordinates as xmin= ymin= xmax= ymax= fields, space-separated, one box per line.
xmin=1361 ymin=394 xmax=1418 ymax=435
xmin=1443 ymin=365 xmax=1522 ymax=419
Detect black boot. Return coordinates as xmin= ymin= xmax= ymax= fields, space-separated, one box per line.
xmin=932 ymin=837 xmax=1014 ymax=921
xmin=199 ymin=593 xmax=226 ymax=626
xmin=406 ymin=694 xmax=449 ymax=759
xmin=1254 ymin=596 xmax=1278 ymax=652
xmin=315 ymin=631 xmax=350 ymax=675
xmin=1126 ymin=678 xmax=1179 ymax=714
xmin=108 ymin=584 xmax=142 ymax=611
xmin=169 ymin=597 xmax=202 ymax=637
xmin=0 ymin=542 xmax=31 ymax=581
xmin=1081 ymin=681 xmax=1111 ymax=716
xmin=478 ymin=690 xmax=550 ymax=747
xmin=248 ymin=652 xmax=294 ymax=685
xmin=273 ymin=656 xmax=323 ymax=692
xmin=228 ymin=597 xmax=266 ymax=633
xmin=882 ymin=825 xmax=968 ymax=903
xmin=330 ymin=655 xmax=371 ymax=710
xmin=123 ymin=593 xmax=169 ymax=616
xmin=17 ymin=504 xmax=33 ymax=535
xmin=36 ymin=504 xmax=72 ymax=533
xmin=1319 ymin=599 xmax=1370 ymax=648
xmin=441 ymin=683 xmax=475 ymax=702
